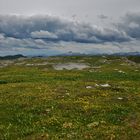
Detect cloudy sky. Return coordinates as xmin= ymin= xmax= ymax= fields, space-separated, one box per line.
xmin=0 ymin=0 xmax=140 ymax=56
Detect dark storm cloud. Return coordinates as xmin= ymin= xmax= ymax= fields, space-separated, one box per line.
xmin=0 ymin=12 xmax=140 ymax=55
xmin=117 ymin=12 xmax=140 ymax=39
xmin=0 ymin=14 xmax=132 ymax=46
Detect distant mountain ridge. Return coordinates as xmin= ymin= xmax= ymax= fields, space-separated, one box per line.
xmin=0 ymin=54 xmax=26 ymax=60
xmin=112 ymin=52 xmax=140 ymax=56
xmin=56 ymin=51 xmax=140 ymax=56
xmin=0 ymin=52 xmax=140 ymax=59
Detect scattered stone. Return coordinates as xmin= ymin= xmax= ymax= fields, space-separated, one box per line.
xmin=102 ymin=60 xmax=107 ymax=63
xmin=95 ymin=84 xmax=99 ymax=87
xmin=92 ymin=66 xmax=101 ymax=69
xmin=87 ymin=122 xmax=99 ymax=128
xmin=35 ymin=62 xmax=48 ymax=66
xmin=118 ymin=97 xmax=123 ymax=100
xmin=26 ymin=62 xmax=48 ymax=66
xmin=26 ymin=63 xmax=34 ymax=66
xmin=100 ymin=84 xmax=111 ymax=87
xmin=45 ymin=109 xmax=51 ymax=112
xmin=118 ymin=70 xmax=125 ymax=74
xmin=65 ymin=93 xmax=70 ymax=96
xmin=86 ymin=86 xmax=92 ymax=89
xmin=102 ymin=56 xmax=106 ymax=58
xmin=15 ymin=62 xmax=25 ymax=65
xmin=89 ymin=70 xmax=94 ymax=72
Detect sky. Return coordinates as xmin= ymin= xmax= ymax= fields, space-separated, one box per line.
xmin=0 ymin=0 xmax=140 ymax=56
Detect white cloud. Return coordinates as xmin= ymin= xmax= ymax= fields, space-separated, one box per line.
xmin=31 ymin=30 xmax=58 ymax=39
xmin=0 ymin=13 xmax=140 ymax=55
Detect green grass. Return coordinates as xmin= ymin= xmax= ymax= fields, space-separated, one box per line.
xmin=0 ymin=56 xmax=140 ymax=140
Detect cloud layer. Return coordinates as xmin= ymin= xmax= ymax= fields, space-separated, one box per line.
xmin=117 ymin=12 xmax=140 ymax=39
xmin=0 ymin=13 xmax=140 ymax=55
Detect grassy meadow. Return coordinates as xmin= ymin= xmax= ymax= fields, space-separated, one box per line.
xmin=0 ymin=56 xmax=140 ymax=140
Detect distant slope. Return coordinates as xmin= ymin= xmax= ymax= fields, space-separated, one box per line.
xmin=127 ymin=56 xmax=140 ymax=63
xmin=0 ymin=54 xmax=26 ymax=60
xmin=112 ymin=52 xmax=140 ymax=56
